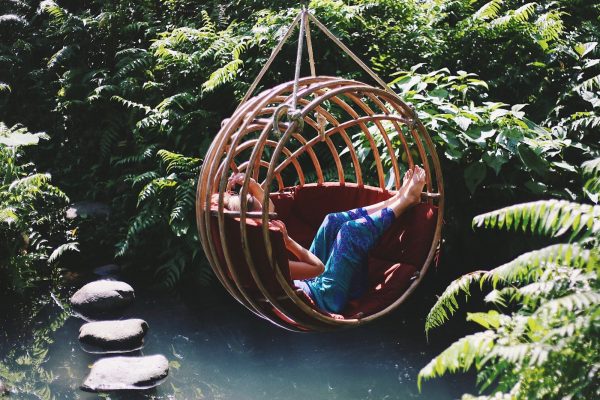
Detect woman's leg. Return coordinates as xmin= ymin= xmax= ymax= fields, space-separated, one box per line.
xmin=306 ymin=208 xmax=395 ymax=313
xmin=308 ymin=207 xmax=369 ymax=264
xmin=304 ymin=166 xmax=427 ymax=313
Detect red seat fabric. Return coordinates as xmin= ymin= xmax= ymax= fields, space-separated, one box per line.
xmin=211 ymin=183 xmax=438 ymax=319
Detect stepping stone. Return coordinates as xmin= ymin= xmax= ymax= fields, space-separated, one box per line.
xmin=81 ymin=355 xmax=169 ymax=392
xmin=71 ymin=280 xmax=134 ymax=317
xmin=66 ymin=201 xmax=110 ymax=220
xmin=79 ymin=319 xmax=148 ymax=353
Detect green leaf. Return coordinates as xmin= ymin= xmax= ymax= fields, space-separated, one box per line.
xmin=464 ymin=162 xmax=487 ymax=194
xmin=482 ymin=151 xmax=508 ymax=175
xmin=573 ymin=42 xmax=597 ymax=58
xmin=467 ymin=310 xmax=501 ymax=330
xmin=0 ymin=132 xmax=49 ymax=147
xmin=517 ymin=143 xmax=549 ymax=177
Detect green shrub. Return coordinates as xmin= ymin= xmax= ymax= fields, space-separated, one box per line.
xmin=418 ymin=159 xmax=600 ymax=399
xmin=0 ymin=122 xmax=76 ymax=293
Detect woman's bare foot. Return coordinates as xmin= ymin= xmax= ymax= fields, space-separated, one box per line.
xmin=402 ymin=166 xmax=426 ymax=206
xmin=386 ymin=166 xmax=426 ymax=217
xmin=391 ymin=168 xmax=413 ymax=200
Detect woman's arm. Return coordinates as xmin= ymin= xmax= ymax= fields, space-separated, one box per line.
xmin=272 ymin=220 xmax=324 ymax=280
xmin=247 ymin=179 xmax=275 ymax=213
xmin=229 ymin=173 xmax=275 ymax=212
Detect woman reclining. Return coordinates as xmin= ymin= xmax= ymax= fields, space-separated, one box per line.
xmin=214 ymin=166 xmax=426 ymax=314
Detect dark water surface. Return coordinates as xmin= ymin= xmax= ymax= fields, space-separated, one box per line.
xmin=0 ymin=283 xmax=472 ymax=400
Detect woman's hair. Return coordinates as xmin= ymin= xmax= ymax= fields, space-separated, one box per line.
xmin=211 ymin=192 xmax=256 ymax=212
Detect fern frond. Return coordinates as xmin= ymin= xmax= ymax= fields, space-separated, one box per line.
xmin=583 ymin=158 xmax=600 ymax=177
xmin=535 ymin=10 xmax=564 ymax=41
xmin=9 ymin=173 xmax=51 ymax=191
xmin=534 ymin=291 xmax=600 ymax=316
xmin=47 ymin=242 xmax=79 ymax=264
xmin=488 ymin=342 xmax=550 ymax=367
xmin=153 ymin=255 xmax=186 ymax=290
xmin=473 ymin=0 xmax=503 ymax=21
xmin=570 ymin=113 xmax=600 ymax=131
xmin=202 ymin=58 xmax=243 ymax=93
xmin=47 ymin=45 xmax=77 ymax=69
xmin=546 ymin=314 xmax=594 ymax=339
xmin=137 ymin=178 xmax=177 ymax=206
xmin=418 ymin=331 xmax=496 ymax=390
xmin=116 ymin=212 xmax=162 ymax=257
xmin=512 ymin=3 xmax=536 ymax=23
xmin=483 ymin=287 xmax=521 ymax=307
xmin=111 ymin=95 xmax=152 ymax=114
xmin=157 ymin=150 xmax=201 ymax=174
xmin=491 ymin=3 xmax=536 ymax=27
xmin=124 ymin=171 xmax=160 ymax=187
xmin=113 ymin=144 xmax=157 ymax=166
xmin=114 ymin=52 xmax=151 ymax=79
xmin=155 ymin=92 xmax=196 ymax=112
xmin=484 ymin=243 xmax=594 ymax=288
xmin=38 ymin=0 xmax=67 ymax=24
xmin=425 ymin=271 xmax=487 ymax=333
xmin=473 ymin=200 xmax=600 ymax=239
xmin=575 ymin=74 xmax=600 ymax=92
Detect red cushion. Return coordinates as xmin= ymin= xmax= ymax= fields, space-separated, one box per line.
xmin=371 ymin=202 xmax=438 ymax=267
xmin=209 ymin=213 xmax=291 ymax=296
xmin=344 ymin=261 xmax=417 ymax=317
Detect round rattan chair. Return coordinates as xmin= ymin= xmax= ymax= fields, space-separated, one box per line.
xmin=196 ymin=8 xmax=444 ymax=332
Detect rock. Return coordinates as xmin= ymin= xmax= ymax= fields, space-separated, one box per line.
xmin=0 ymin=379 xmax=7 ymax=394
xmin=79 ymin=319 xmax=148 ymax=353
xmin=93 ymin=264 xmax=121 ymax=278
xmin=70 ymin=280 xmax=134 ymax=316
xmin=81 ymin=355 xmax=169 ymax=392
xmin=66 ymin=201 xmax=110 ymax=220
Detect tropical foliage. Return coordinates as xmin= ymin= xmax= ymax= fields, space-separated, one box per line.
xmin=418 ymin=160 xmax=600 ymax=399
xmin=0 ymin=122 xmax=76 ymax=293
xmin=0 ymin=1 xmax=598 ymax=291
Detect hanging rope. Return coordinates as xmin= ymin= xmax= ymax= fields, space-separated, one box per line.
xmin=304 ymin=14 xmax=316 ymax=77
xmin=306 ymin=13 xmax=394 ymax=95
xmin=291 ymin=9 xmax=307 ymax=112
xmin=236 ymin=5 xmax=397 ymax=119
xmin=235 ymin=12 xmax=302 ymax=112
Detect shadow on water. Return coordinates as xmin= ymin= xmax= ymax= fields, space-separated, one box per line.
xmin=0 ymin=275 xmax=475 ymax=400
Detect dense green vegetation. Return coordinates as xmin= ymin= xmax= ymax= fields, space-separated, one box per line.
xmin=1 ymin=0 xmax=598 ymax=289
xmin=0 ymin=122 xmax=76 ymax=293
xmin=0 ymin=0 xmax=598 ymax=397
xmin=419 ymin=159 xmax=599 ymax=399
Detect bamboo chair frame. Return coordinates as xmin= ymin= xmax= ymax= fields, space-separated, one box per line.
xmin=197 ymin=76 xmax=444 ymax=331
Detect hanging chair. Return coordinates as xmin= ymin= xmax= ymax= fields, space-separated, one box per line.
xmin=196 ymin=6 xmax=444 ymax=332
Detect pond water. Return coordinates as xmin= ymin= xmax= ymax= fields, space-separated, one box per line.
xmin=0 ymin=282 xmax=473 ymax=400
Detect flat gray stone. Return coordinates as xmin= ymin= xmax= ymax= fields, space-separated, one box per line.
xmin=81 ymin=355 xmax=169 ymax=392
xmin=70 ymin=280 xmax=134 ymax=315
xmin=66 ymin=201 xmax=110 ymax=219
xmin=79 ymin=319 xmax=148 ymax=353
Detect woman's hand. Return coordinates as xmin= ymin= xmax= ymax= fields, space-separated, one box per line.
xmin=227 ymin=172 xmax=251 ymax=190
xmin=228 ymin=172 xmax=261 ymax=192
xmin=271 ymin=220 xmax=290 ymax=243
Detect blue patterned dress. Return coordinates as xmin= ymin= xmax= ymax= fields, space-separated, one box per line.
xmin=295 ymin=207 xmax=395 ymax=313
